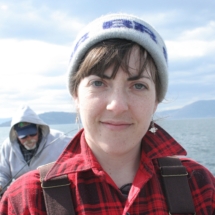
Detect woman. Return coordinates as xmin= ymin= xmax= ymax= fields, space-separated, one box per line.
xmin=0 ymin=13 xmax=215 ymax=215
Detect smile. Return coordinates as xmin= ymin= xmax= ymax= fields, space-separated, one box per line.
xmin=100 ymin=121 xmax=132 ymax=130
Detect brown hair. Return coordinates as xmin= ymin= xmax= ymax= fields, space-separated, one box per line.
xmin=70 ymin=39 xmax=162 ymax=102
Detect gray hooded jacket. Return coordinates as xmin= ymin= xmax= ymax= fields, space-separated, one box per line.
xmin=0 ymin=105 xmax=71 ymax=189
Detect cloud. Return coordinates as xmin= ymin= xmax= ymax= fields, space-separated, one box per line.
xmin=0 ymin=39 xmax=71 ymax=76
xmin=167 ymin=40 xmax=215 ymax=60
xmin=0 ymin=2 xmax=84 ymax=43
xmin=166 ymin=19 xmax=215 ymax=59
xmin=0 ymin=38 xmax=74 ymax=118
xmin=0 ymin=5 xmax=8 ymax=10
xmin=180 ymin=21 xmax=215 ymax=41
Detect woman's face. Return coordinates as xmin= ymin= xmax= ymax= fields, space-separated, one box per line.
xmin=74 ymin=46 xmax=158 ymax=156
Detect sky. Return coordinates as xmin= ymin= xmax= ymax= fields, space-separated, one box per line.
xmin=0 ymin=0 xmax=215 ymax=118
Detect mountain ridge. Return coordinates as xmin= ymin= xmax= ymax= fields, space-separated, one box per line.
xmin=156 ymin=100 xmax=215 ymax=119
xmin=0 ymin=100 xmax=215 ymax=127
xmin=0 ymin=112 xmax=76 ymax=127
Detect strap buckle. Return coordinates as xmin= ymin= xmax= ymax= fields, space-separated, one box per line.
xmin=169 ymin=213 xmax=196 ymax=215
xmin=41 ymin=182 xmax=70 ymax=189
xmin=161 ymin=171 xmax=188 ymax=177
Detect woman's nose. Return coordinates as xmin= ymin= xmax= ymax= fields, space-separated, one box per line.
xmin=106 ymin=88 xmax=129 ymax=114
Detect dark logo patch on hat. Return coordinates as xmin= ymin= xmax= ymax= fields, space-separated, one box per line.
xmin=103 ymin=19 xmax=157 ymax=43
xmin=17 ymin=122 xmax=31 ymax=128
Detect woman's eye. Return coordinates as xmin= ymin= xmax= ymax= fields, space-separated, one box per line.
xmin=92 ymin=80 xmax=103 ymax=87
xmin=134 ymin=83 xmax=146 ymax=90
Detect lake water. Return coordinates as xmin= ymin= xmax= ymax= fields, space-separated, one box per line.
xmin=0 ymin=118 xmax=214 ymax=175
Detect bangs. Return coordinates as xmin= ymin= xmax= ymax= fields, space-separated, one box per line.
xmin=71 ymin=39 xmax=160 ymax=100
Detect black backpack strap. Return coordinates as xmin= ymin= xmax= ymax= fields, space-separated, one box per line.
xmin=38 ymin=162 xmax=75 ymax=215
xmin=158 ymin=157 xmax=196 ymax=214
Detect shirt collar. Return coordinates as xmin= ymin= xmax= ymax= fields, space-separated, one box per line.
xmin=45 ymin=124 xmax=186 ymax=181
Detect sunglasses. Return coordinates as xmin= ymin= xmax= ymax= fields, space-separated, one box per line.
xmin=19 ymin=133 xmax=38 ymax=140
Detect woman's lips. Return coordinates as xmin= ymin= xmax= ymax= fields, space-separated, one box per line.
xmin=100 ymin=121 xmax=132 ymax=130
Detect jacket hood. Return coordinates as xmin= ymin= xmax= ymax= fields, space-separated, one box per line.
xmin=9 ymin=105 xmax=50 ymax=142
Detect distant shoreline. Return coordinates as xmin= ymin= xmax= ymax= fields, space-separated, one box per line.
xmin=1 ymin=100 xmax=215 ymax=127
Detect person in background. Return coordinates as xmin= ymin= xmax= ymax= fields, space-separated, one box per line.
xmin=0 ymin=13 xmax=215 ymax=214
xmin=0 ymin=105 xmax=71 ymax=194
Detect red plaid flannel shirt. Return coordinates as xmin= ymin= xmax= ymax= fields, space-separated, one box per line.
xmin=1 ymin=124 xmax=215 ymax=214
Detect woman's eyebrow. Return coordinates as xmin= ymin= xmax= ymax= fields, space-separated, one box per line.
xmin=127 ymin=75 xmax=151 ymax=81
xmin=96 ymin=74 xmax=112 ymax=79
xmin=96 ymin=74 xmax=152 ymax=81
xmin=102 ymin=74 xmax=112 ymax=79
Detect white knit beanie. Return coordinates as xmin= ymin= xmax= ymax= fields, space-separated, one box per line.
xmin=67 ymin=13 xmax=168 ymax=101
